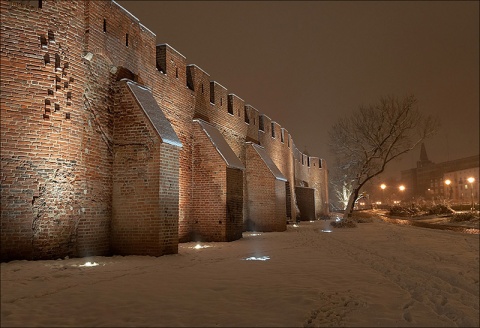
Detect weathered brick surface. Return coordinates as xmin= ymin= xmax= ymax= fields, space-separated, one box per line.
xmin=1 ymin=0 xmax=94 ymax=260
xmin=111 ymin=82 xmax=179 ymax=256
xmin=226 ymin=167 xmax=244 ymax=240
xmin=258 ymin=115 xmax=298 ymax=220
xmin=245 ymin=144 xmax=286 ymax=231
xmin=1 ymin=0 xmax=328 ymax=261
xmin=191 ymin=121 xmax=243 ymax=242
xmin=293 ymin=155 xmax=329 ymax=218
xmin=152 ymin=44 xmax=194 ymax=243
xmin=308 ymin=157 xmax=329 ymax=217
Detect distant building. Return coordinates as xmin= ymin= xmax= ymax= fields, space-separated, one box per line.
xmin=400 ymin=144 xmax=479 ymax=204
xmin=443 ymin=167 xmax=479 ymax=205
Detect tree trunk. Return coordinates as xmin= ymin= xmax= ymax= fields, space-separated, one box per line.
xmin=344 ymin=187 xmax=360 ymax=217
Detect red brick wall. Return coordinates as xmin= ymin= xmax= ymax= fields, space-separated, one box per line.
xmin=1 ymin=0 xmax=89 ymax=260
xmin=274 ymin=179 xmax=287 ymax=230
xmin=226 ymin=167 xmax=244 ymax=240
xmin=320 ymin=159 xmax=329 ymax=214
xmin=245 ymin=105 xmax=260 ymax=143
xmin=205 ymin=82 xmax=249 ymax=161
xmin=308 ymin=157 xmax=329 ymax=217
xmin=192 ymin=122 xmax=227 ymax=241
xmin=293 ymin=155 xmax=330 ymax=218
xmin=77 ymin=0 xmax=159 ymax=257
xmin=188 ymin=64 xmax=211 ymax=123
xmin=111 ymin=82 xmax=179 ymax=256
xmin=245 ymin=144 xmax=286 ymax=231
xmin=85 ymin=1 xmax=157 ymax=86
xmin=258 ymin=115 xmax=297 ymax=220
xmin=294 ymin=149 xmax=310 ymax=186
xmin=191 ymin=122 xmax=243 ymax=242
xmin=158 ymin=143 xmax=180 ymax=253
xmin=153 ymin=44 xmax=195 ymax=243
xmin=191 ymin=78 xmax=251 ymax=229
xmin=75 ymin=52 xmax=113 ymax=258
xmin=0 ymin=0 xmax=163 ymax=260
xmin=1 ymin=0 xmax=328 ymax=261
xmin=222 ymin=94 xmax=248 ymax=159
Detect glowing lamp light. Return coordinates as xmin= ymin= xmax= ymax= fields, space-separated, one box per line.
xmin=193 ymin=243 xmax=211 ymax=249
xmin=380 ymin=184 xmax=386 ymax=190
xmin=466 ymin=177 xmax=475 ymax=211
xmin=445 ymin=179 xmax=451 ymax=186
xmin=399 ymin=185 xmax=405 ymax=191
xmin=79 ymin=261 xmax=99 ymax=267
xmin=244 ymin=256 xmax=270 ymax=261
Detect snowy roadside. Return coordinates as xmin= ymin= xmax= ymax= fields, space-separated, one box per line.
xmin=366 ymin=209 xmax=480 ymax=234
xmin=1 ymin=219 xmax=479 ymax=327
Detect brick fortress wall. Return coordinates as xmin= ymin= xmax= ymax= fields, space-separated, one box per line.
xmin=1 ymin=0 xmax=329 ymax=261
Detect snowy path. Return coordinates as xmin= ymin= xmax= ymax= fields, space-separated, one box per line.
xmin=316 ymin=223 xmax=479 ymax=327
xmin=1 ymin=219 xmax=479 ymax=327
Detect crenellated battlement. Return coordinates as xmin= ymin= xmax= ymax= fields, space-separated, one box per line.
xmin=0 ymin=0 xmax=328 ymax=261
xmin=156 ymin=44 xmax=187 ymax=84
xmin=210 ymin=81 xmax=228 ymax=107
xmin=227 ymin=94 xmax=244 ymax=118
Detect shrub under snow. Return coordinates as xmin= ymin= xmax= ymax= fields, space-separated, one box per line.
xmin=427 ymin=204 xmax=454 ymax=215
xmin=450 ymin=212 xmax=479 ymax=222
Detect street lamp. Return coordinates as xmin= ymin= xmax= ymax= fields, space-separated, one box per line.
xmin=445 ymin=179 xmax=452 ymax=202
xmin=467 ymin=177 xmax=475 ymax=211
xmin=398 ymin=185 xmax=405 ymax=203
xmin=380 ymin=184 xmax=386 ymax=205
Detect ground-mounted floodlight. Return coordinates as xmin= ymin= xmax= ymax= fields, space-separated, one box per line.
xmin=193 ymin=243 xmax=211 ymax=249
xmin=243 ymin=256 xmax=270 ymax=261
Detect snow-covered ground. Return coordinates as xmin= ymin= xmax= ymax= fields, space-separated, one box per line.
xmin=1 ymin=218 xmax=479 ymax=327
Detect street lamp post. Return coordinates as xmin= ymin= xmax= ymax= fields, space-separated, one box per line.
xmin=467 ymin=177 xmax=475 ymax=211
xmin=380 ymin=184 xmax=386 ymax=207
xmin=445 ymin=179 xmax=452 ymax=203
xmin=399 ymin=185 xmax=405 ymax=203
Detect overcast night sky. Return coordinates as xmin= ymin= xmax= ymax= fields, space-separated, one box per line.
xmin=117 ymin=0 xmax=479 ymax=178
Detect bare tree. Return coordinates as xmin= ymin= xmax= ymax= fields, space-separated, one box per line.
xmin=329 ymin=95 xmax=438 ymax=217
xmin=329 ymin=172 xmax=354 ymax=210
